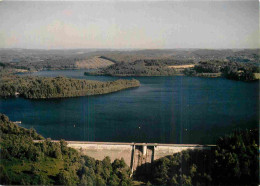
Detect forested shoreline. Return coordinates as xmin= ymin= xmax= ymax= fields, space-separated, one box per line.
xmin=1 ymin=48 xmax=259 ymax=81
xmin=0 ymin=114 xmax=133 ymax=185
xmin=0 ymin=113 xmax=258 ymax=185
xmin=0 ymin=75 xmax=140 ymax=99
xmin=184 ymin=60 xmax=260 ymax=81
xmin=85 ymin=59 xmax=259 ymax=82
xmin=84 ymin=59 xmax=194 ymax=76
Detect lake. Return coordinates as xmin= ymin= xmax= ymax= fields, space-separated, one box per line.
xmin=0 ymin=70 xmax=258 ymax=144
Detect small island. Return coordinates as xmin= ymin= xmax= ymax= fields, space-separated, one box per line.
xmin=0 ymin=75 xmax=140 ymax=99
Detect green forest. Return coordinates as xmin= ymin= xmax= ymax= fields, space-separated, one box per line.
xmin=0 ymin=75 xmax=140 ymax=99
xmin=85 ymin=59 xmax=194 ymax=76
xmin=0 ymin=113 xmax=258 ymax=185
xmin=184 ymin=61 xmax=259 ymax=81
xmin=134 ymin=129 xmax=258 ymax=185
xmin=0 ymin=114 xmax=132 ymax=185
xmin=85 ymin=58 xmax=259 ymax=81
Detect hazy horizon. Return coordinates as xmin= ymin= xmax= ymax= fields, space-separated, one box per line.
xmin=0 ymin=0 xmax=259 ymax=49
xmin=0 ymin=47 xmax=259 ymax=50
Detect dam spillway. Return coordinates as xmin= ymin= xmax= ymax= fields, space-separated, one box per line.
xmin=38 ymin=140 xmax=215 ymax=173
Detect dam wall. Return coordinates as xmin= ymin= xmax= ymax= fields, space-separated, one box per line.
xmin=67 ymin=141 xmax=134 ymax=167
xmin=153 ymin=144 xmax=211 ymax=160
xmin=35 ymin=140 xmax=214 ymax=173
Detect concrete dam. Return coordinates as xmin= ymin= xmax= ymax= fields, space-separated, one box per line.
xmin=45 ymin=140 xmax=215 ymax=173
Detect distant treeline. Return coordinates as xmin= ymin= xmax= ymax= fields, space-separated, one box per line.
xmin=0 ymin=114 xmax=132 ymax=185
xmin=184 ymin=61 xmax=260 ymax=81
xmin=0 ymin=49 xmax=259 ymax=72
xmin=85 ymin=58 xmax=260 ymax=81
xmin=0 ymin=75 xmax=140 ymax=99
xmin=85 ymin=59 xmax=194 ymax=76
xmin=100 ymin=49 xmax=259 ymax=63
xmin=134 ymin=129 xmax=259 ymax=186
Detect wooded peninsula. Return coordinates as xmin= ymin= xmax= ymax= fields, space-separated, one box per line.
xmin=0 ymin=75 xmax=140 ymax=99
xmin=84 ymin=59 xmax=259 ymax=81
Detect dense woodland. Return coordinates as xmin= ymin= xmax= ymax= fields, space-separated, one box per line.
xmin=0 ymin=114 xmax=258 ymax=185
xmin=0 ymin=114 xmax=132 ymax=185
xmin=0 ymin=75 xmax=140 ymax=99
xmin=134 ymin=129 xmax=259 ymax=185
xmin=85 ymin=59 xmax=194 ymax=76
xmin=184 ymin=61 xmax=260 ymax=81
xmin=85 ymin=58 xmax=259 ymax=81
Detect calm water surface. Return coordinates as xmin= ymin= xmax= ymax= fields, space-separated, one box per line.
xmin=1 ymin=70 xmax=258 ymax=144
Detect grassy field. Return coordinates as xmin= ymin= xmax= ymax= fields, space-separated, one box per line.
xmin=253 ymin=73 xmax=260 ymax=79
xmin=168 ymin=64 xmax=195 ymax=69
xmin=75 ymin=56 xmax=114 ymax=69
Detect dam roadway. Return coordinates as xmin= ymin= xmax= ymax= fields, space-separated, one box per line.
xmin=34 ymin=140 xmax=215 ymax=174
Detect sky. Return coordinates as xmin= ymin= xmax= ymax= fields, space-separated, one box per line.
xmin=0 ymin=0 xmax=259 ymax=49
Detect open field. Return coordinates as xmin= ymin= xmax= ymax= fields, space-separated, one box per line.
xmin=168 ymin=64 xmax=195 ymax=69
xmin=254 ymin=73 xmax=260 ymax=79
xmin=196 ymin=72 xmax=222 ymax=78
xmin=75 ymin=56 xmax=115 ymax=69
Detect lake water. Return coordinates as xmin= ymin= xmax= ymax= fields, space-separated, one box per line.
xmin=0 ymin=70 xmax=258 ymax=144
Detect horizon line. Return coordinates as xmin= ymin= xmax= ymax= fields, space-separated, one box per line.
xmin=0 ymin=47 xmax=259 ymax=50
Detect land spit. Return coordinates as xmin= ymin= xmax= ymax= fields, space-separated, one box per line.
xmin=34 ymin=140 xmax=215 ymax=174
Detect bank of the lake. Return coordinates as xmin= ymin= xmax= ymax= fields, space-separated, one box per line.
xmin=0 ymin=74 xmax=140 ymax=99
xmin=0 ymin=70 xmax=258 ymax=144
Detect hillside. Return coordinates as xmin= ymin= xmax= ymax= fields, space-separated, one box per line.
xmin=75 ymin=56 xmax=115 ymax=69
xmin=0 ymin=49 xmax=258 ymax=71
xmin=0 ymin=113 xmax=132 ymax=185
xmin=1 ymin=113 xmax=258 ymax=185
xmin=85 ymin=58 xmax=259 ymax=81
xmin=134 ymin=127 xmax=258 ymax=185
xmin=85 ymin=59 xmax=194 ymax=76
xmin=99 ymin=49 xmax=259 ymax=64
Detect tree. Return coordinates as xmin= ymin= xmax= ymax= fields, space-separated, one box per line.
xmin=58 ymin=170 xmax=75 ymax=185
xmin=96 ymin=175 xmax=106 ymax=186
xmin=102 ymin=156 xmax=112 ymax=181
xmin=108 ymin=174 xmax=120 ymax=186
xmin=213 ymin=129 xmax=258 ymax=185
